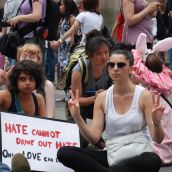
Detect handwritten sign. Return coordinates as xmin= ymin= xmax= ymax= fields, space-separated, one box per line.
xmin=0 ymin=112 xmax=80 ymax=172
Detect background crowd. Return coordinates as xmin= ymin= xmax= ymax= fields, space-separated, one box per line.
xmin=0 ymin=0 xmax=172 ymax=172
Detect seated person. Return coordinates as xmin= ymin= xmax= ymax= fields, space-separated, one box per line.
xmin=57 ymin=48 xmax=164 ymax=172
xmin=17 ymin=43 xmax=55 ymax=118
xmin=0 ymin=43 xmax=55 ymax=118
xmin=0 ymin=60 xmax=46 ymax=117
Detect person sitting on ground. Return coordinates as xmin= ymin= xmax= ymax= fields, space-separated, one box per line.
xmin=0 ymin=43 xmax=55 ymax=118
xmin=132 ymin=33 xmax=172 ymax=99
xmin=57 ymin=48 xmax=164 ymax=172
xmin=70 ymin=30 xmax=112 ymax=148
xmin=17 ymin=43 xmax=56 ymax=118
xmin=0 ymin=60 xmax=46 ymax=117
xmin=131 ymin=33 xmax=172 ymax=165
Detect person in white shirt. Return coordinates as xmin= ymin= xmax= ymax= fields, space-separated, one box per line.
xmin=50 ymin=0 xmax=103 ymax=48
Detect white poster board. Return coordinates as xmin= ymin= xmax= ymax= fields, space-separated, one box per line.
xmin=0 ymin=112 xmax=80 ymax=172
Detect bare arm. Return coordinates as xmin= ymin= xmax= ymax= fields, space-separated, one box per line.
xmin=141 ymin=90 xmax=164 ymax=143
xmin=71 ymin=71 xmax=95 ymax=107
xmin=8 ymin=1 xmax=43 ymax=27
xmin=123 ymin=0 xmax=160 ymax=26
xmin=0 ymin=90 xmax=11 ymax=111
xmin=169 ymin=11 xmax=172 ymax=19
xmin=36 ymin=93 xmax=47 ymax=118
xmin=69 ymin=16 xmax=76 ymax=48
xmin=69 ymin=90 xmax=105 ymax=144
xmin=44 ymin=80 xmax=55 ymax=118
xmin=50 ymin=19 xmax=80 ymax=49
xmin=111 ymin=18 xmax=120 ymax=39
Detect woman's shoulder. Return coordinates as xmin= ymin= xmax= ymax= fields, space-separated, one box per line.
xmin=0 ymin=89 xmax=11 ymax=97
xmin=97 ymin=90 xmax=108 ymax=100
xmin=44 ymin=80 xmax=55 ymax=98
xmin=0 ymin=89 xmax=12 ymax=108
xmin=45 ymin=80 xmax=54 ymax=89
xmin=34 ymin=92 xmax=44 ymax=102
xmin=139 ymin=87 xmax=151 ymax=102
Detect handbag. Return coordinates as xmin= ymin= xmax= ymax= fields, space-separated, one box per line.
xmin=0 ymin=31 xmax=24 ymax=58
xmin=0 ymin=21 xmax=44 ymax=58
xmin=106 ymin=131 xmax=152 ymax=166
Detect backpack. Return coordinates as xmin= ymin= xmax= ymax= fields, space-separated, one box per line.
xmin=60 ymin=46 xmax=89 ymax=91
xmin=28 ymin=0 xmax=61 ymax=40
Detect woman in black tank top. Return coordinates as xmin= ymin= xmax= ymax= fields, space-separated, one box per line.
xmin=0 ymin=60 xmax=46 ymax=117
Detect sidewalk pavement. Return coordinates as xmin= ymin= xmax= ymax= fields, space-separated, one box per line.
xmin=55 ymin=89 xmax=66 ymax=121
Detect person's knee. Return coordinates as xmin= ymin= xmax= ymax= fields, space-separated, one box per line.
xmin=57 ymin=146 xmax=75 ymax=162
xmin=141 ymin=152 xmax=161 ymax=169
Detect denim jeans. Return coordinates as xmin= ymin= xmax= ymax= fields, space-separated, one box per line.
xmin=168 ymin=49 xmax=172 ymax=70
xmin=45 ymin=47 xmax=57 ymax=82
xmin=0 ymin=163 xmax=11 ymax=172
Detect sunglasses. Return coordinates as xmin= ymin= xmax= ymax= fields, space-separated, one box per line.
xmin=107 ymin=61 xmax=127 ymax=69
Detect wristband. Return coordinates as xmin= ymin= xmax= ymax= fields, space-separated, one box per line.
xmin=152 ymin=121 xmax=161 ymax=128
xmin=58 ymin=39 xmax=63 ymax=44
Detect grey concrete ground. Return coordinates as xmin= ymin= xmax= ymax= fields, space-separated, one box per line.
xmin=55 ymin=89 xmax=172 ymax=172
xmin=55 ymin=89 xmax=66 ymax=121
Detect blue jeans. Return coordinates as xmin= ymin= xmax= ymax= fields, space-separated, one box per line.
xmin=0 ymin=163 xmax=11 ymax=172
xmin=45 ymin=47 xmax=57 ymax=82
xmin=168 ymin=49 xmax=172 ymax=70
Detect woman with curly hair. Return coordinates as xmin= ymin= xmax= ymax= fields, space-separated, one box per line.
xmin=0 ymin=60 xmax=46 ymax=117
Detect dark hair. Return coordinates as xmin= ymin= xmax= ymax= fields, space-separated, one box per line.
xmin=8 ymin=60 xmax=45 ymax=92
xmin=83 ymin=0 xmax=100 ymax=14
xmin=113 ymin=43 xmax=133 ymax=52
xmin=85 ymin=30 xmax=110 ymax=57
xmin=145 ymin=53 xmax=163 ymax=73
xmin=110 ymin=49 xmax=134 ymax=66
xmin=61 ymin=0 xmax=79 ymax=20
xmin=110 ymin=43 xmax=134 ymax=66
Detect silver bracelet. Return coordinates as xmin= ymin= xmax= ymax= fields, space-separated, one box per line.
xmin=152 ymin=121 xmax=161 ymax=128
xmin=58 ymin=39 xmax=63 ymax=44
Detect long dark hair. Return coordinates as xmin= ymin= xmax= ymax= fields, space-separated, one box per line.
xmin=83 ymin=0 xmax=100 ymax=14
xmin=61 ymin=0 xmax=79 ymax=20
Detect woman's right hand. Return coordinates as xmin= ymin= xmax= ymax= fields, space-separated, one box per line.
xmin=68 ymin=89 xmax=81 ymax=121
xmin=49 ymin=40 xmax=60 ymax=49
xmin=0 ymin=66 xmax=14 ymax=85
xmin=147 ymin=2 xmax=161 ymax=14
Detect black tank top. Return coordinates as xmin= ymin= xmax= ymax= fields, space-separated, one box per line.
xmin=8 ymin=92 xmax=39 ymax=116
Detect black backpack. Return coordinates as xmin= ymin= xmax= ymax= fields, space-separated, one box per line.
xmin=29 ymin=0 xmax=61 ymax=40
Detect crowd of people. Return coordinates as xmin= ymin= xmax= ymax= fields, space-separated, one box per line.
xmin=0 ymin=0 xmax=172 ymax=172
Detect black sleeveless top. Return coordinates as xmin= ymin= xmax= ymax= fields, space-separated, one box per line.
xmin=8 ymin=92 xmax=39 ymax=116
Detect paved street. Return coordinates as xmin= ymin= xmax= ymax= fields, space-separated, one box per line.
xmin=55 ymin=89 xmax=66 ymax=121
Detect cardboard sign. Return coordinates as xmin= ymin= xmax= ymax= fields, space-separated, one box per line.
xmin=0 ymin=112 xmax=80 ymax=172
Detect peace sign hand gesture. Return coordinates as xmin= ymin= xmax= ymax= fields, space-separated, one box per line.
xmin=152 ymin=94 xmax=164 ymax=125
xmin=68 ymin=89 xmax=81 ymax=121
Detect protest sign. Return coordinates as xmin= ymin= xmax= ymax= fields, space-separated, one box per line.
xmin=0 ymin=112 xmax=80 ymax=172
